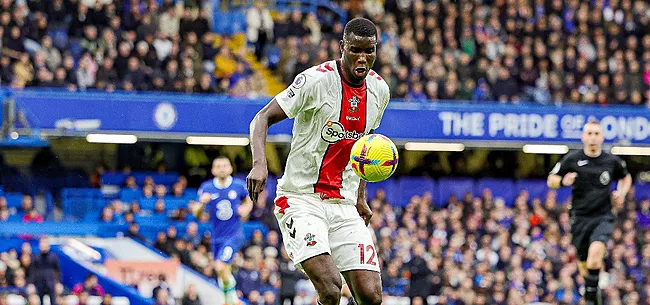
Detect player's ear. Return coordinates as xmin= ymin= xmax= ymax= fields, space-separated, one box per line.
xmin=339 ymin=39 xmax=345 ymax=54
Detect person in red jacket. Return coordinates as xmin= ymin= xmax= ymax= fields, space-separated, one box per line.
xmin=22 ymin=209 xmax=43 ymax=223
xmin=72 ymin=274 xmax=105 ymax=297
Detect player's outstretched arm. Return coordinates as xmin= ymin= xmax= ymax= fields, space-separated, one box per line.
xmin=247 ymin=99 xmax=289 ymax=203
xmin=238 ymin=197 xmax=254 ymax=219
xmin=193 ymin=193 xmax=211 ymax=219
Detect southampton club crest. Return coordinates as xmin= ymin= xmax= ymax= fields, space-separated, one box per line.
xmin=348 ymin=96 xmax=360 ymax=113
xmin=304 ymin=233 xmax=317 ymax=247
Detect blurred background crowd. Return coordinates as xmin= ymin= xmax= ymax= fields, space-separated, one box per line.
xmin=3 ymin=173 xmax=650 ymax=305
xmin=2 ymin=0 xmax=650 ymax=104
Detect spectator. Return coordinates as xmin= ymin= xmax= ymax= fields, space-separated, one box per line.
xmin=408 ymin=244 xmax=432 ymax=302
xmin=72 ymin=274 xmax=105 ymax=297
xmin=154 ymin=232 xmax=171 ymax=255
xmin=181 ymin=284 xmax=201 ymax=305
xmin=184 ymin=222 xmax=201 ymax=247
xmin=77 ymin=290 xmax=90 ymax=305
xmin=22 ymin=209 xmax=43 ymax=223
xmin=29 ymin=239 xmax=60 ymax=305
xmin=153 ymin=288 xmax=169 ymax=305
xmin=20 ymin=195 xmax=33 ymax=214
xmin=100 ymin=294 xmax=112 ymax=305
xmin=152 ymin=274 xmax=171 ymax=305
xmin=279 ymin=248 xmax=304 ymax=305
xmin=246 ymin=0 xmax=273 ymax=61
xmin=76 ymin=53 xmax=97 ymax=90
xmin=99 ymin=206 xmax=114 ymax=223
xmin=126 ymin=223 xmax=146 ymax=243
xmin=13 ymin=53 xmax=34 ymax=87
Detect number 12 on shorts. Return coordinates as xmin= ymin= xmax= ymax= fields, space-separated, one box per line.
xmin=358 ymin=243 xmax=377 ymax=266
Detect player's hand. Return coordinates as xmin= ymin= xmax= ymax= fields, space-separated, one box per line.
xmin=562 ymin=172 xmax=577 ymax=186
xmin=247 ymin=165 xmax=268 ymax=204
xmin=612 ymin=190 xmax=625 ymax=206
xmin=356 ymin=200 xmax=373 ymax=226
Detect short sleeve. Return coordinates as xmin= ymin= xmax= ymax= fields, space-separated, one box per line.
xmin=549 ymin=154 xmax=573 ymax=176
xmin=613 ymin=157 xmax=629 ymax=180
xmin=275 ymin=72 xmax=317 ymax=119
xmin=372 ymin=83 xmax=390 ymax=130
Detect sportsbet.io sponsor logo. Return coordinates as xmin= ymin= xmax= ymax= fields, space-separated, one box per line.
xmin=321 ymin=121 xmax=365 ymax=143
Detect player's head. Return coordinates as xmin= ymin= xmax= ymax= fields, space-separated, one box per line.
xmin=212 ymin=156 xmax=233 ymax=179
xmin=340 ymin=18 xmax=377 ymax=84
xmin=581 ymin=120 xmax=604 ymax=151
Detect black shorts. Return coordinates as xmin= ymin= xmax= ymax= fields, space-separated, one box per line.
xmin=570 ymin=214 xmax=614 ymax=262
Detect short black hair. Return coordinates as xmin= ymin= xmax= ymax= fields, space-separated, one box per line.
xmin=343 ymin=18 xmax=377 ymax=40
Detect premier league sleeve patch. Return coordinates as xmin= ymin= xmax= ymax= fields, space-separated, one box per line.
xmin=292 ymin=74 xmax=307 ymax=89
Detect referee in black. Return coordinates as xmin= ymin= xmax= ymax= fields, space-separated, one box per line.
xmin=547 ymin=120 xmax=632 ymax=305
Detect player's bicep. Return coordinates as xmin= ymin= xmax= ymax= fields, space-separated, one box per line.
xmin=258 ymin=98 xmax=290 ymax=126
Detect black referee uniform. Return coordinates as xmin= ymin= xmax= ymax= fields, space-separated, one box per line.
xmin=549 ymin=150 xmax=629 ymax=261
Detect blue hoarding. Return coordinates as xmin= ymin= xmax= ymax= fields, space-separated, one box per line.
xmin=8 ymin=89 xmax=650 ymax=145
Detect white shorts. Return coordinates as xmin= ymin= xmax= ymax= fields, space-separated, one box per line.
xmin=274 ymin=192 xmax=380 ymax=273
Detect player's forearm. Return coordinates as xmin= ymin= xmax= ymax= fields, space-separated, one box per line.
xmin=249 ymin=112 xmax=270 ymax=167
xmin=617 ymin=174 xmax=632 ymax=196
xmin=357 ymin=180 xmax=367 ymax=204
xmin=194 ymin=201 xmax=207 ymax=219
xmin=547 ymin=175 xmax=562 ymax=189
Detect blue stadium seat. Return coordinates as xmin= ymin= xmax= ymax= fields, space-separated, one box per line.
xmin=134 ymin=214 xmax=168 ymax=225
xmin=515 ymin=179 xmax=548 ymax=202
xmin=366 ymin=179 xmax=398 ymax=205
xmin=476 ymin=178 xmax=516 ymax=205
xmin=83 ymin=212 xmax=101 ymax=222
xmin=635 ymin=183 xmax=650 ymax=201
xmin=151 ymin=174 xmax=180 ymax=186
xmin=62 ymin=198 xmax=97 ymax=220
xmin=398 ymin=177 xmax=437 ymax=207
xmin=62 ymin=188 xmax=102 ymax=199
xmin=4 ymin=193 xmax=23 ymax=209
xmin=438 ymin=178 xmax=475 ymax=206
xmin=164 ymin=198 xmax=188 ymax=210
xmin=120 ymin=188 xmax=141 ymax=203
xmin=184 ymin=188 xmax=199 ymax=198
xmin=0 ymin=185 xmax=4 ymax=196
xmin=139 ymin=198 xmax=158 ymax=210
xmin=102 ymin=173 xmax=127 ymax=186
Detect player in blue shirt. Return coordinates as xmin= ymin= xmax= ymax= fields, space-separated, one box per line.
xmin=195 ymin=157 xmax=252 ymax=305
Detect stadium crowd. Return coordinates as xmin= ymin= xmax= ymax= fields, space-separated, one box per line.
xmin=5 ymin=175 xmax=650 ymax=305
xmin=0 ymin=0 xmax=262 ymax=96
xmin=0 ymin=0 xmax=649 ymax=105
xmin=261 ymin=0 xmax=650 ymax=105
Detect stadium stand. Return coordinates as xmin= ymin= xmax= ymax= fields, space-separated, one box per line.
xmin=3 ymin=172 xmax=650 ymax=304
xmin=0 ymin=0 xmax=649 ymax=105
